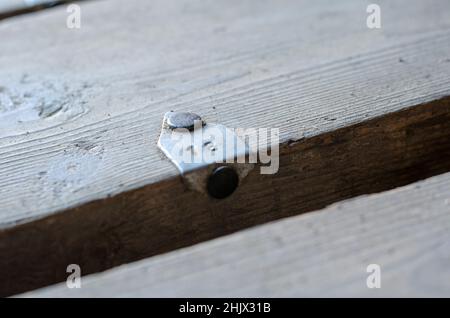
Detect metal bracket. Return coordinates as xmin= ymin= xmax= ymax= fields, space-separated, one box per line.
xmin=157 ymin=111 xmax=254 ymax=198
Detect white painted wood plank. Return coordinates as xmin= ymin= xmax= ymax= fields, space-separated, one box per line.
xmin=1 ymin=0 xmax=450 ymax=228
xmin=20 ymin=172 xmax=450 ymax=297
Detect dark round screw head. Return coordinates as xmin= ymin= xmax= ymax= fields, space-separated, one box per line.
xmin=207 ymin=166 xmax=239 ymax=199
xmin=166 ymin=112 xmax=202 ymax=131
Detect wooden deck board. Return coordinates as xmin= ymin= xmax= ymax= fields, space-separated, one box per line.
xmin=20 ymin=172 xmax=450 ymax=297
xmin=1 ymin=0 xmax=450 ymax=227
xmin=1 ymin=0 xmax=450 ymax=295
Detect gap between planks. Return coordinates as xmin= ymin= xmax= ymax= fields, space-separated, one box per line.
xmin=19 ymin=170 xmax=450 ymax=297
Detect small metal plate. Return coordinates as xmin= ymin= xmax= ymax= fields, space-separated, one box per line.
xmin=157 ymin=112 xmax=254 ymax=195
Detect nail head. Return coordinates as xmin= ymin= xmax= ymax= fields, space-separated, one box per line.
xmin=166 ymin=112 xmax=202 ymax=131
xmin=207 ymin=166 xmax=239 ymax=199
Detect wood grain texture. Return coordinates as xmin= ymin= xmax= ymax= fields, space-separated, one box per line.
xmin=1 ymin=0 xmax=450 ymax=295
xmin=1 ymin=0 xmax=450 ymax=227
xmin=20 ymin=172 xmax=450 ymax=297
xmin=3 ymin=92 xmax=450 ymax=297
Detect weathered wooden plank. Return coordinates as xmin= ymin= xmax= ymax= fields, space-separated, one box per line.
xmin=2 ymin=0 xmax=450 ymax=227
xmin=20 ymin=172 xmax=450 ymax=297
xmin=1 ymin=0 xmax=450 ymax=295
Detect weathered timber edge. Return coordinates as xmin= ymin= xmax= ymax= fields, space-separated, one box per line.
xmin=19 ymin=170 xmax=450 ymax=297
xmin=1 ymin=96 xmax=450 ymax=296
